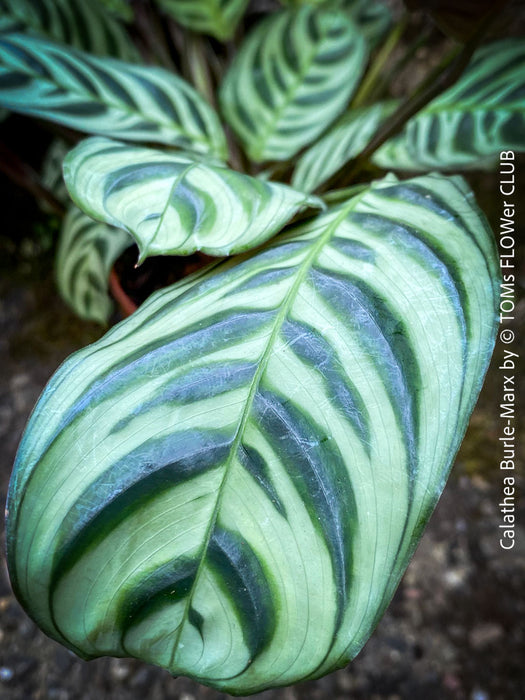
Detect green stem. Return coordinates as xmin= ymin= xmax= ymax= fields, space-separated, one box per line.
xmin=186 ymin=34 xmax=216 ymax=107
xmin=351 ymin=15 xmax=409 ymax=110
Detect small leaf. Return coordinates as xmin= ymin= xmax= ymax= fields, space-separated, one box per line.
xmin=343 ymin=0 xmax=392 ymax=47
xmin=0 ymin=0 xmax=138 ymax=60
xmin=0 ymin=31 xmax=227 ymax=156
xmin=63 ymin=137 xmax=323 ymax=261
xmin=56 ymin=205 xmax=132 ymax=324
xmin=373 ymin=39 xmax=525 ymax=171
xmin=280 ymin=0 xmax=392 ymax=47
xmin=292 ymin=101 xmax=397 ymax=192
xmin=220 ymin=6 xmax=368 ymax=162
xmin=156 ymin=0 xmax=250 ymax=41
xmin=7 ymin=173 xmax=499 ymax=694
xmin=40 ymin=139 xmax=71 ymax=207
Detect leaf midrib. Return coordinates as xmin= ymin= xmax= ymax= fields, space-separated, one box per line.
xmin=169 ymin=190 xmax=367 ymax=670
xmin=251 ymin=10 xmax=352 ymax=159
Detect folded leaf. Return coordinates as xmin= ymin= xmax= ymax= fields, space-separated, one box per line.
xmin=0 ymin=31 xmax=227 ymax=156
xmin=56 ymin=206 xmax=133 ymax=324
xmin=156 ymin=0 xmax=250 ymax=41
xmin=0 ymin=0 xmax=138 ymax=60
xmin=373 ymin=39 xmax=525 ymax=170
xmin=220 ymin=6 xmax=367 ymax=161
xmin=292 ymin=101 xmax=397 ymax=192
xmin=7 ymin=173 xmax=499 ymax=694
xmin=63 ymin=137 xmax=322 ymax=261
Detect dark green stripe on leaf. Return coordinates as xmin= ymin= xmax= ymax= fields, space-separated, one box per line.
xmin=208 ymin=527 xmax=275 ymax=662
xmin=254 ymin=389 xmax=356 ymax=630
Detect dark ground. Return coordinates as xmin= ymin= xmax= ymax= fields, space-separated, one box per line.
xmin=0 ymin=167 xmax=524 ymax=700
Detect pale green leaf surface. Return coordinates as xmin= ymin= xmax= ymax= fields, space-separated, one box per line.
xmin=373 ymin=39 xmax=525 ymax=170
xmin=292 ymin=101 xmax=398 ymax=192
xmin=7 ymin=173 xmax=499 ymax=693
xmin=63 ymin=137 xmax=323 ymax=260
xmin=0 ymin=31 xmax=227 ymax=156
xmin=220 ymin=6 xmax=368 ymax=161
xmin=156 ymin=0 xmax=250 ymax=41
xmin=0 ymin=0 xmax=138 ymax=60
xmin=56 ymin=206 xmax=132 ymax=324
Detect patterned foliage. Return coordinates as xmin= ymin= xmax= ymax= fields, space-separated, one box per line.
xmin=280 ymin=0 xmax=392 ymax=46
xmin=56 ymin=206 xmax=132 ymax=324
xmin=373 ymin=39 xmax=525 ymax=170
xmin=220 ymin=6 xmax=367 ymax=162
xmin=64 ymin=137 xmax=322 ymax=260
xmin=40 ymin=138 xmax=71 ymax=207
xmin=7 ymin=173 xmax=499 ymax=693
xmin=0 ymin=30 xmax=227 ymax=155
xmin=156 ymin=0 xmax=250 ymax=41
xmin=0 ymin=0 xmax=138 ymax=60
xmin=292 ymin=101 xmax=397 ymax=192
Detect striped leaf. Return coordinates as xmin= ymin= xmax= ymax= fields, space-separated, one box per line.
xmin=0 ymin=0 xmax=138 ymax=61
xmin=292 ymin=101 xmax=397 ymax=192
xmin=156 ymin=0 xmax=250 ymax=41
xmin=56 ymin=206 xmax=132 ymax=324
xmin=97 ymin=0 xmax=134 ymax=22
xmin=219 ymin=7 xmax=368 ymax=162
xmin=0 ymin=31 xmax=227 ymax=156
xmin=373 ymin=39 xmax=525 ymax=171
xmin=40 ymin=139 xmax=70 ymax=207
xmin=63 ymin=137 xmax=322 ymax=260
xmin=7 ymin=173 xmax=499 ymax=693
xmin=281 ymin=0 xmax=392 ymax=47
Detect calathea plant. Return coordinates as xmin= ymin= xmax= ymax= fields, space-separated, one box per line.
xmin=1 ymin=0 xmax=523 ymax=694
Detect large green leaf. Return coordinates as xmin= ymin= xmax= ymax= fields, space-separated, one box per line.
xmin=56 ymin=205 xmax=132 ymax=324
xmin=63 ymin=137 xmax=322 ymax=260
xmin=0 ymin=31 xmax=227 ymax=156
xmin=373 ymin=39 xmax=525 ymax=171
xmin=292 ymin=101 xmax=397 ymax=192
xmin=0 ymin=0 xmax=138 ymax=60
xmin=156 ymin=0 xmax=250 ymax=41
xmin=220 ymin=6 xmax=367 ymax=162
xmin=7 ymin=173 xmax=499 ymax=693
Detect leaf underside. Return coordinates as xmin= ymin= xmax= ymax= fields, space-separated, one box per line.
xmin=7 ymin=173 xmax=499 ymax=694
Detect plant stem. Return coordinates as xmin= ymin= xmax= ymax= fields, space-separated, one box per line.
xmin=185 ymin=34 xmax=216 ymax=107
xmin=108 ymin=268 xmax=138 ymax=317
xmin=351 ymin=15 xmax=409 ymax=110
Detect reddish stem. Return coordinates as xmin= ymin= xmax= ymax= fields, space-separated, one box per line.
xmin=109 ymin=268 xmax=138 ymax=318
